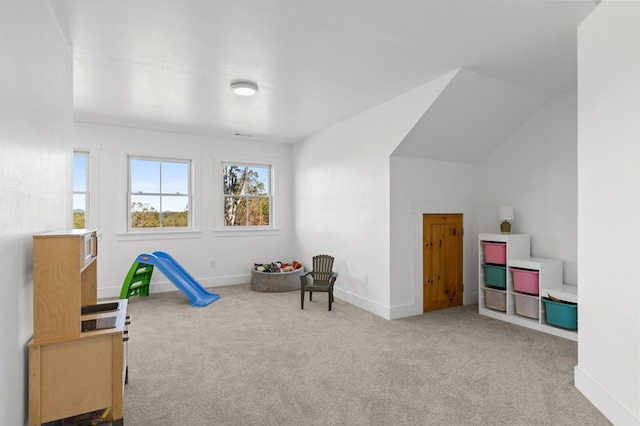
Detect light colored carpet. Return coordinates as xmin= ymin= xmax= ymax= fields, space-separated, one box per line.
xmin=122 ymin=284 xmax=610 ymax=426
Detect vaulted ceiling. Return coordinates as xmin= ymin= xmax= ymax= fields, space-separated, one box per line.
xmin=393 ymin=69 xmax=550 ymax=163
xmin=48 ymin=0 xmax=597 ymax=153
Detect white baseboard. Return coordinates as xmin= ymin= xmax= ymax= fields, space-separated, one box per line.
xmin=389 ymin=302 xmax=422 ymax=319
xmin=102 ymin=278 xmax=420 ymax=323
xmin=574 ymin=365 xmax=640 ymax=426
xmin=97 ymin=274 xmax=250 ymax=299
xmin=333 ymin=288 xmax=428 ymax=320
xmin=333 ymin=287 xmax=391 ymax=320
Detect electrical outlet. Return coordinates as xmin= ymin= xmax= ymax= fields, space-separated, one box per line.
xmin=210 ymin=260 xmax=216 ymax=269
xmin=363 ymin=274 xmax=368 ymax=285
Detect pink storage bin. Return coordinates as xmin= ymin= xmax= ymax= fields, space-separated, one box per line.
xmin=481 ymin=241 xmax=506 ymax=265
xmin=510 ymin=267 xmax=539 ymax=295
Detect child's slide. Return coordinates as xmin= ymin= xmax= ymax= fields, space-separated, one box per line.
xmin=135 ymin=251 xmax=220 ymax=307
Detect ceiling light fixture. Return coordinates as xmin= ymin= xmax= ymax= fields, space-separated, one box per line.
xmin=230 ymin=80 xmax=258 ymax=96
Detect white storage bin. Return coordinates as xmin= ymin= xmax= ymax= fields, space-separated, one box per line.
xmin=483 ymin=286 xmax=506 ymax=312
xmin=514 ymin=292 xmax=539 ymax=319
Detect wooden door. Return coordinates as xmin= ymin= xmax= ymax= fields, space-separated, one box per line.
xmin=423 ymin=214 xmax=463 ymax=312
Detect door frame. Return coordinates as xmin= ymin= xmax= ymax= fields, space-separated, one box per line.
xmin=422 ymin=213 xmax=463 ymax=312
xmin=406 ymin=199 xmax=478 ymax=318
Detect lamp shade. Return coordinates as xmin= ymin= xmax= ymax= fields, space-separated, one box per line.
xmin=498 ymin=206 xmax=514 ymax=221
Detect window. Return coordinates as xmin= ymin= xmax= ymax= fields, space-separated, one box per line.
xmin=223 ymin=163 xmax=271 ymax=227
xmin=73 ymin=152 xmax=89 ymax=229
xmin=129 ymin=157 xmax=191 ymax=230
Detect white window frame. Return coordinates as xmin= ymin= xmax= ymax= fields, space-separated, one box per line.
xmin=72 ymin=148 xmax=100 ymax=230
xmin=127 ymin=155 xmax=193 ymax=232
xmin=214 ymin=156 xmax=280 ymax=237
xmin=73 ymin=151 xmax=90 ymax=229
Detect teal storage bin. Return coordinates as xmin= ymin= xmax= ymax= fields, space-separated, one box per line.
xmin=482 ymin=264 xmax=506 ymax=289
xmin=542 ymin=298 xmax=578 ymax=330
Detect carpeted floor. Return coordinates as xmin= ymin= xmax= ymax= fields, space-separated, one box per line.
xmin=122 ymin=284 xmax=610 ymax=425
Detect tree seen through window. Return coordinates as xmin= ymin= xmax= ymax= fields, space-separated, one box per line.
xmin=223 ymin=164 xmax=270 ymax=227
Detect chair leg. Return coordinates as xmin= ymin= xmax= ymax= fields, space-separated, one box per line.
xmin=328 ymin=293 xmax=332 ymax=311
xmin=301 ymin=289 xmax=304 ymax=310
xmin=309 ymin=291 xmax=313 ymax=301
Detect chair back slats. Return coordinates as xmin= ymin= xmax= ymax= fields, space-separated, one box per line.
xmin=311 ymin=255 xmax=334 ymax=282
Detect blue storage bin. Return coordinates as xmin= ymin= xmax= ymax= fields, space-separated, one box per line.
xmin=542 ymin=297 xmax=577 ymax=330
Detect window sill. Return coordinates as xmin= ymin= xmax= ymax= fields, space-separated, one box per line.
xmin=213 ymin=228 xmax=281 ymax=237
xmin=116 ymin=230 xmax=203 ymax=241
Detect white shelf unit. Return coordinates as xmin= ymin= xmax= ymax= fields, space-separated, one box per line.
xmin=509 ymin=257 xmax=563 ymax=322
xmin=479 ymin=233 xmax=530 ymax=317
xmin=478 ymin=234 xmax=578 ymax=341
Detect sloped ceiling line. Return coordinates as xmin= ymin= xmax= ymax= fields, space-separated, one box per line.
xmin=393 ymin=69 xmax=552 ymax=164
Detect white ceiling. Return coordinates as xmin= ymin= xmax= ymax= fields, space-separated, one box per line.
xmin=47 ymin=0 xmax=597 ymax=145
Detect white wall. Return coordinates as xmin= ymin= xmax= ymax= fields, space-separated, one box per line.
xmin=73 ymin=123 xmax=294 ymax=298
xmin=390 ymin=157 xmax=481 ymax=317
xmin=0 ymin=1 xmax=73 ymax=424
xmin=479 ymin=92 xmax=578 ymax=285
xmin=389 ymin=92 xmax=576 ymax=318
xmin=575 ymin=3 xmax=640 ymax=425
xmin=292 ymin=72 xmax=456 ymax=319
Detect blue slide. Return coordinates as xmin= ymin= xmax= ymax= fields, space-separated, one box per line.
xmin=135 ymin=251 xmax=220 ymax=307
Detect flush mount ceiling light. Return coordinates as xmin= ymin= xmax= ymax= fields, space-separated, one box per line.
xmin=230 ymin=80 xmax=258 ymax=96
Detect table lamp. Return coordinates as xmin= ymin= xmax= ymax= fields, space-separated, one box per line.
xmin=499 ymin=206 xmax=514 ymax=234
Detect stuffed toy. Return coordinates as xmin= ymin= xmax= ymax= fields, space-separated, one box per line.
xmin=255 ymin=260 xmax=302 ymax=272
